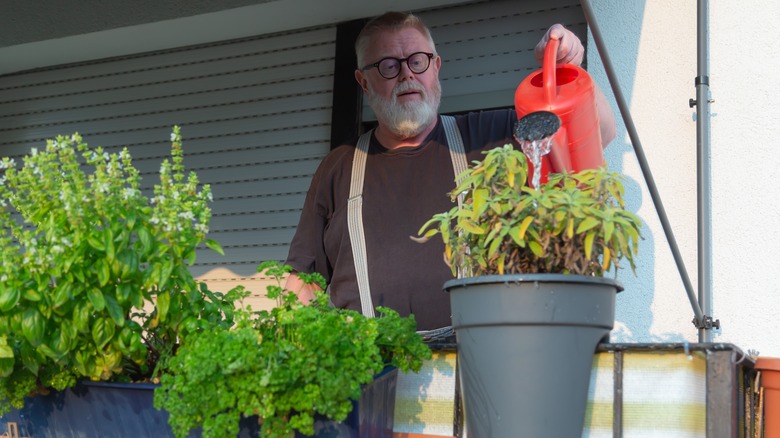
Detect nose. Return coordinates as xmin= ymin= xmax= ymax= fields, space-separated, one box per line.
xmin=397 ymin=60 xmax=415 ymax=81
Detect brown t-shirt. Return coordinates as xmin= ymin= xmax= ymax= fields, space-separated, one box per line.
xmin=286 ymin=109 xmax=517 ymax=330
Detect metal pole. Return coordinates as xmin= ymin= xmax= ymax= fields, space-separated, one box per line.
xmin=578 ymin=0 xmax=706 ymax=327
xmin=694 ymin=0 xmax=714 ymax=343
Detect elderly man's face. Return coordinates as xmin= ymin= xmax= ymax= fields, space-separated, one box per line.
xmin=355 ymin=27 xmax=442 ymax=138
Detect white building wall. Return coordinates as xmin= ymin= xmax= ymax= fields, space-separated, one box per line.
xmin=591 ymin=0 xmax=780 ymax=356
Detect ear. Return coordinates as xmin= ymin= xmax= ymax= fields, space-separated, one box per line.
xmin=355 ymin=69 xmax=369 ymax=94
xmin=433 ymin=54 xmax=442 ymax=73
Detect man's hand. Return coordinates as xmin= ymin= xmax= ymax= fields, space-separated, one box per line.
xmin=534 ymin=23 xmax=585 ymax=67
xmin=284 ymin=272 xmax=322 ymax=304
xmin=532 ymin=23 xmax=616 ymax=147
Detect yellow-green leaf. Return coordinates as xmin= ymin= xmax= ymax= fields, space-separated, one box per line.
xmin=473 ymin=189 xmax=488 ymax=218
xmin=576 ymin=217 xmax=600 ymax=234
xmin=509 ymin=226 xmax=523 ymax=246
xmin=518 ymin=216 xmax=534 ymax=240
xmin=459 ymin=219 xmax=485 ymax=235
xmin=604 ymin=221 xmax=615 ymax=242
xmin=157 ymin=291 xmax=170 ymax=323
xmin=584 ymin=231 xmax=596 ymax=260
xmin=488 ymin=236 xmax=502 ymax=258
xmin=529 ymin=241 xmax=544 ymax=257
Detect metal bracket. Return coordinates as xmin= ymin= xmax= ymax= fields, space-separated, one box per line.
xmin=689 ymin=97 xmax=716 ymax=108
xmin=692 ymin=315 xmax=721 ymax=330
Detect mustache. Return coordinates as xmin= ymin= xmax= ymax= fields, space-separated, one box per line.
xmin=393 ymin=82 xmax=425 ymax=96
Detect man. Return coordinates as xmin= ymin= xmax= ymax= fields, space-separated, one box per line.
xmin=285 ymin=12 xmax=616 ymax=331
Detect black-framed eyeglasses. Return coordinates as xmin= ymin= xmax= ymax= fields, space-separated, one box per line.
xmin=361 ymin=52 xmax=434 ymax=79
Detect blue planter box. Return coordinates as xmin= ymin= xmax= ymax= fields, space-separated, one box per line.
xmin=0 ymin=368 xmax=398 ymax=438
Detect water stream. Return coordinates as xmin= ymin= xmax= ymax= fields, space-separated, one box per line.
xmin=519 ymin=136 xmax=554 ymax=189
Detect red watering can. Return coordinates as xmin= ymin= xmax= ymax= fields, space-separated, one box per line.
xmin=513 ymin=35 xmax=604 ymax=186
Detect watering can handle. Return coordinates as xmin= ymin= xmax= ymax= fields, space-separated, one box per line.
xmin=543 ymin=36 xmax=560 ymax=103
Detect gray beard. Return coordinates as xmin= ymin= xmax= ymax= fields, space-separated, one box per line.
xmin=367 ymin=80 xmax=442 ymax=138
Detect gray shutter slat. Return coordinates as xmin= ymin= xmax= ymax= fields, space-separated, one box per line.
xmin=0 ymin=27 xmax=336 ymax=90
xmin=187 ymin=159 xmax=321 ymax=186
xmin=210 ymin=211 xmax=303 ymax=233
xmin=0 ymin=100 xmax=332 ymax=146
xmin=0 ymin=73 xmax=335 ymax=127
xmin=192 ymin=245 xmax=292 ymax=272
xmin=212 ymin=194 xmax=307 ymax=216
xmin=210 ymin=176 xmax=313 ymax=200
xmin=0 ymin=115 xmax=331 ymax=154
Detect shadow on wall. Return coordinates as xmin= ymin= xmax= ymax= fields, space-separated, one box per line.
xmin=589 ymin=0 xmax=690 ymax=343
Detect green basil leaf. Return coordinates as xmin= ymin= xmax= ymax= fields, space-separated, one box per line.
xmin=52 ymin=280 xmax=72 ymax=308
xmin=0 ymin=287 xmax=20 ymax=312
xmin=20 ymin=345 xmax=41 ymax=376
xmin=97 ymin=259 xmax=110 ymax=287
xmin=157 ymin=291 xmax=170 ymax=323
xmin=87 ymin=233 xmax=105 ymax=252
xmin=205 ymin=239 xmax=224 ymax=256
xmin=21 ymin=308 xmax=45 ymax=347
xmin=88 ymin=287 xmax=106 ymax=311
xmin=91 ymin=317 xmax=115 ymax=350
xmin=138 ymin=228 xmax=153 ymax=255
xmin=116 ymin=282 xmax=133 ymax=305
xmin=22 ymin=288 xmax=42 ymax=302
xmin=104 ymin=295 xmax=125 ymax=327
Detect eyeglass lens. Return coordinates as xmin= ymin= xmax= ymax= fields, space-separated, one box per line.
xmin=377 ymin=52 xmax=431 ymax=79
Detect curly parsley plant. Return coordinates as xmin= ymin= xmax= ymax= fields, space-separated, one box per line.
xmin=154 ymin=261 xmax=432 ymax=438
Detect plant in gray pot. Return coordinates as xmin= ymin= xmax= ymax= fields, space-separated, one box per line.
xmin=417 ymin=144 xmax=642 ymax=438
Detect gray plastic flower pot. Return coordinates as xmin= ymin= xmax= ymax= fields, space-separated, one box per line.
xmin=445 ymin=274 xmax=622 ymax=438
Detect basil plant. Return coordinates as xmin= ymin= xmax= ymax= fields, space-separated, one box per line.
xmin=0 ymin=127 xmax=235 ymax=413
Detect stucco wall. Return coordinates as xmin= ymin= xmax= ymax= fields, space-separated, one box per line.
xmin=591 ymin=0 xmax=780 ymax=356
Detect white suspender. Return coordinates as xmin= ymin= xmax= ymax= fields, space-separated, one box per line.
xmin=347 ymin=115 xmax=468 ymax=317
xmin=347 ymin=132 xmax=375 ymax=317
xmin=442 ymin=115 xmax=469 ymax=206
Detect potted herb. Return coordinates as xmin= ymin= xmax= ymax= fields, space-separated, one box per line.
xmin=418 ymin=144 xmax=642 ymax=437
xmin=0 ymin=127 xmax=239 ymax=435
xmin=154 ymin=261 xmax=432 ymax=438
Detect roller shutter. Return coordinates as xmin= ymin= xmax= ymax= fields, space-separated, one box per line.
xmin=0 ymin=26 xmax=337 ymax=304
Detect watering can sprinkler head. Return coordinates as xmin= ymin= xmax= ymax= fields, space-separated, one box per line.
xmin=513 ymin=110 xmax=561 ymax=142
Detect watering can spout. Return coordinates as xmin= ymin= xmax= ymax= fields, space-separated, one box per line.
xmin=514 ymin=35 xmax=604 ymax=185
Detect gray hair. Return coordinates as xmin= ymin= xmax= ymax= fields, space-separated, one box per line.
xmin=355 ymin=11 xmax=437 ymax=69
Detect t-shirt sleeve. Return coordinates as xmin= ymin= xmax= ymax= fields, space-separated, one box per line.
xmin=285 ymin=158 xmax=333 ymax=283
xmin=459 ymin=108 xmax=517 ymax=158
